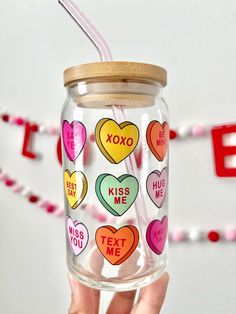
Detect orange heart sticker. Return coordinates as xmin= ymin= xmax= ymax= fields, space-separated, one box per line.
xmin=95 ymin=225 xmax=139 ymax=265
xmin=146 ymin=121 xmax=169 ymax=161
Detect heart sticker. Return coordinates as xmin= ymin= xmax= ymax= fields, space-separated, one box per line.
xmin=146 ymin=216 xmax=168 ymax=255
xmin=62 ymin=120 xmax=86 ymax=161
xmin=66 ymin=216 xmax=89 ymax=256
xmin=95 ymin=173 xmax=139 ymax=216
xmin=146 ymin=168 xmax=168 ymax=208
xmin=64 ymin=170 xmax=88 ymax=209
xmin=146 ymin=121 xmax=169 ymax=161
xmin=95 ymin=225 xmax=139 ymax=265
xmin=95 ymin=118 xmax=139 ymax=164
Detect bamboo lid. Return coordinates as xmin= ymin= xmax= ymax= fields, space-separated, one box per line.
xmin=64 ymin=61 xmax=167 ymax=87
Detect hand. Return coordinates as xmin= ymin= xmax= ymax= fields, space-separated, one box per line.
xmin=68 ymin=272 xmax=169 ymax=314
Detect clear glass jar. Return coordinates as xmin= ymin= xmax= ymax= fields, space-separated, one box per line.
xmin=61 ymin=62 xmax=169 ymax=291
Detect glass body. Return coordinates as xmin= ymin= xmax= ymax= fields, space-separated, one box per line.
xmin=61 ymin=79 xmax=169 ymax=291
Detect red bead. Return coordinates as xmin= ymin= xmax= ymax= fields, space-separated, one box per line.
xmin=31 ymin=124 xmax=39 ymax=132
xmin=29 ymin=195 xmax=39 ymax=203
xmin=5 ymin=179 xmax=15 ymax=186
xmin=170 ymin=129 xmax=177 ymax=140
xmin=2 ymin=114 xmax=9 ymax=122
xmin=15 ymin=117 xmax=25 ymax=125
xmin=46 ymin=204 xmax=56 ymax=213
xmin=208 ymin=230 xmax=220 ymax=242
xmin=89 ymin=134 xmax=95 ymax=141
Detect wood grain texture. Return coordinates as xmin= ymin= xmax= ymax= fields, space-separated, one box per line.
xmin=64 ymin=61 xmax=167 ymax=87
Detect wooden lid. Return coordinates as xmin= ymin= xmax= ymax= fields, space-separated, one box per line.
xmin=64 ymin=61 xmax=167 ymax=87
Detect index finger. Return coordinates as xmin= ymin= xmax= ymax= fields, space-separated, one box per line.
xmin=68 ymin=273 xmax=100 ymax=314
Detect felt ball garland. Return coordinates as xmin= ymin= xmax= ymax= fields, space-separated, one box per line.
xmin=0 ymin=110 xmax=60 ymax=136
xmin=1 ymin=166 xmax=236 ymax=243
xmin=1 ymin=109 xmax=213 ymax=139
xmin=1 ymin=109 xmax=236 ymax=244
xmin=0 ymin=167 xmax=64 ymax=217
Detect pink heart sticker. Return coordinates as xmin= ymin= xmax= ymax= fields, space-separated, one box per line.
xmin=146 ymin=168 xmax=168 ymax=208
xmin=62 ymin=120 xmax=86 ymax=161
xmin=146 ymin=216 xmax=168 ymax=255
xmin=66 ymin=216 xmax=89 ymax=256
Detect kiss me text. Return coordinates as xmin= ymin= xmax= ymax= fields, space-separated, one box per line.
xmin=108 ymin=187 xmax=130 ymax=204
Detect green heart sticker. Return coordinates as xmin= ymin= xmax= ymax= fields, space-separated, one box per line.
xmin=95 ymin=173 xmax=139 ymax=216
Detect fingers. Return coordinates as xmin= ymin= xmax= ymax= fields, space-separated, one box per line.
xmin=89 ymin=240 xmax=105 ymax=275
xmin=118 ymin=250 xmax=142 ymax=277
xmin=106 ymin=290 xmax=137 ymax=314
xmin=68 ymin=273 xmax=100 ymax=314
xmin=132 ymin=272 xmax=169 ymax=314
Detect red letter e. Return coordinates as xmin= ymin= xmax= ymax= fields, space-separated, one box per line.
xmin=211 ymin=124 xmax=236 ymax=177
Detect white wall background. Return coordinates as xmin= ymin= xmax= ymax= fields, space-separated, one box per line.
xmin=0 ymin=0 xmax=236 ymax=313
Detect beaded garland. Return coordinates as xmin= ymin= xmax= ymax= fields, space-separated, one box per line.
xmin=1 ymin=109 xmax=236 ymax=244
xmin=0 ymin=111 xmax=60 ymax=135
xmin=0 ymin=109 xmax=210 ymax=139
xmin=0 ymin=168 xmax=64 ymax=217
xmin=1 ymin=166 xmax=236 ymax=243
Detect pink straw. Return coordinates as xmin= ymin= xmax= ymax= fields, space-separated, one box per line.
xmin=58 ymin=0 xmax=112 ymax=61
xmin=59 ymin=0 xmax=153 ymax=263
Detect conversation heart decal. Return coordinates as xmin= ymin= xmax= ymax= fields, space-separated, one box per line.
xmin=146 ymin=121 xmax=169 ymax=161
xmin=62 ymin=120 xmax=86 ymax=161
xmin=95 ymin=118 xmax=139 ymax=164
xmin=146 ymin=216 xmax=168 ymax=255
xmin=95 ymin=225 xmax=139 ymax=265
xmin=146 ymin=168 xmax=168 ymax=208
xmin=95 ymin=173 xmax=139 ymax=216
xmin=66 ymin=216 xmax=89 ymax=256
xmin=64 ymin=170 xmax=88 ymax=209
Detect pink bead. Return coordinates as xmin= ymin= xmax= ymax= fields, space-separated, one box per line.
xmin=97 ymin=213 xmax=107 ymax=222
xmin=224 ymin=228 xmax=236 ymax=241
xmin=9 ymin=116 xmax=15 ymax=123
xmin=0 ymin=173 xmax=8 ymax=181
xmin=192 ymin=125 xmax=206 ymax=137
xmin=38 ymin=200 xmax=50 ymax=209
xmin=48 ymin=127 xmax=59 ymax=135
xmin=11 ymin=184 xmax=23 ymax=193
xmin=89 ymin=134 xmax=95 ymax=142
xmin=171 ymin=230 xmax=185 ymax=242
xmin=14 ymin=117 xmax=25 ymax=126
xmin=85 ymin=204 xmax=97 ymax=217
xmin=54 ymin=208 xmax=64 ymax=217
xmin=126 ymin=218 xmax=135 ymax=224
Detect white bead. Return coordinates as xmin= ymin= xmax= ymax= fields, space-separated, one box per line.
xmin=21 ymin=186 xmax=32 ymax=197
xmin=177 ymin=125 xmax=192 ymax=138
xmin=39 ymin=124 xmax=47 ymax=133
xmin=188 ymin=229 xmax=201 ymax=241
xmin=0 ymin=107 xmax=7 ymax=115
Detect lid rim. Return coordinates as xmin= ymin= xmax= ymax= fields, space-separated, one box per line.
xmin=63 ymin=61 xmax=167 ymax=87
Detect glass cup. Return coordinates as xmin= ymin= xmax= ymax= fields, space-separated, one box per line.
xmin=61 ymin=61 xmax=169 ymax=291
